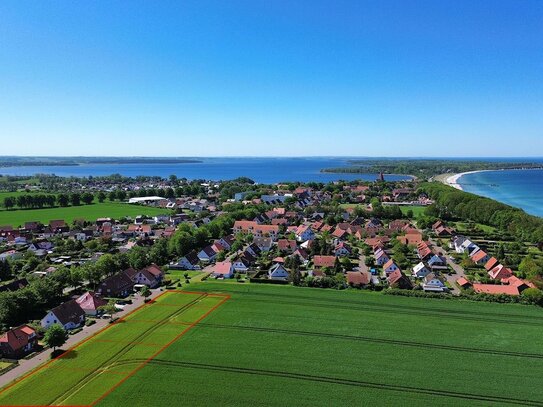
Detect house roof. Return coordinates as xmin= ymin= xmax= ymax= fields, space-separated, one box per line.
xmin=49 ymin=299 xmax=85 ymax=326
xmin=347 ymin=271 xmax=370 ymax=285
xmin=213 ymin=261 xmax=233 ymax=275
xmin=473 ymin=283 xmax=520 ymax=296
xmin=76 ymin=291 xmax=107 ymax=311
xmin=0 ymin=325 xmax=36 ymax=352
xmin=313 ymin=255 xmax=335 ymax=268
xmin=471 ymin=250 xmax=488 ymax=262
xmin=484 ymin=257 xmax=499 ymax=271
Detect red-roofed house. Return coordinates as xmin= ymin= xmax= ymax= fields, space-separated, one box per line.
xmin=488 ymin=264 xmax=513 ymax=280
xmin=212 ymin=261 xmax=234 ymax=279
xmin=471 ymin=250 xmax=490 ymax=265
xmin=347 ymin=271 xmax=371 ymax=287
xmin=313 ymin=255 xmax=336 ymax=269
xmin=75 ymin=292 xmax=107 ymax=316
xmin=0 ymin=325 xmax=37 ymax=359
xmin=484 ymin=257 xmax=499 ymax=271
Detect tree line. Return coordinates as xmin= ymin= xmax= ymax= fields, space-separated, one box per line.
xmin=419 ymin=182 xmax=543 ymax=243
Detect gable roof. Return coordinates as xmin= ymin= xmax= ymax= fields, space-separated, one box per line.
xmin=0 ymin=325 xmax=36 ymax=352
xmin=49 ymin=299 xmax=85 ymax=326
xmin=76 ymin=291 xmax=107 ymax=311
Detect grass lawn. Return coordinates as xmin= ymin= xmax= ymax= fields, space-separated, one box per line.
xmin=0 ymin=362 xmax=13 ymax=370
xmin=0 ymin=203 xmax=169 ymax=227
xmin=3 ymin=284 xmax=543 ymax=406
xmin=399 ymin=205 xmax=427 ymax=218
xmin=166 ymin=270 xmax=204 ymax=281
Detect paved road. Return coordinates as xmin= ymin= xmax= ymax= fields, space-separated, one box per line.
xmin=0 ymin=288 xmax=164 ymax=389
xmin=429 ymin=238 xmax=467 ymax=295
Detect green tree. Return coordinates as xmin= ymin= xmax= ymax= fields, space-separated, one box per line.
xmin=81 ymin=192 xmax=94 ymax=205
xmin=44 ymin=324 xmax=68 ymax=351
xmin=140 ymin=285 xmax=151 ymax=301
xmin=98 ymin=300 xmax=118 ymax=320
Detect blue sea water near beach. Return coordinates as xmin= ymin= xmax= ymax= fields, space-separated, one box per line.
xmin=0 ymin=157 xmax=410 ymax=184
xmin=458 ymin=169 xmax=543 ymax=217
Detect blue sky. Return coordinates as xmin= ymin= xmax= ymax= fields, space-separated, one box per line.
xmin=0 ymin=0 xmax=542 ymax=157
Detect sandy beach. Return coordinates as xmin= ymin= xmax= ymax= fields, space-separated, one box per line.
xmin=444 ymin=170 xmax=485 ymax=190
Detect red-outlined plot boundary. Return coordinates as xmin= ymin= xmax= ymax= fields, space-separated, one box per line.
xmin=0 ymin=290 xmax=229 ymax=407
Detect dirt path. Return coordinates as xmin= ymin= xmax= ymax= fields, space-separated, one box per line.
xmin=0 ymin=288 xmax=163 ymax=389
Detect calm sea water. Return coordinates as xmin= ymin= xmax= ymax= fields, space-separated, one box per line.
xmin=0 ymin=157 xmax=410 ymax=184
xmin=459 ymin=169 xmax=543 ymax=217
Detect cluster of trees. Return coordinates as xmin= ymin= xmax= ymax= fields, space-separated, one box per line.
xmin=2 ymin=192 xmax=95 ymax=210
xmin=419 ymin=183 xmax=543 ymax=243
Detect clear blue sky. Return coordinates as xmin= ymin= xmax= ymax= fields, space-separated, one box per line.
xmin=0 ymin=0 xmax=542 ymax=157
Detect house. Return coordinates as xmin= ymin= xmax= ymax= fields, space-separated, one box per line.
xmin=96 ymin=271 xmax=134 ymax=298
xmin=334 ymin=242 xmax=352 ymax=257
xmin=427 ymin=254 xmax=447 ymax=270
xmin=472 ymin=283 xmax=522 ymax=296
xmin=277 ymin=239 xmax=298 ymax=253
xmin=417 ymin=242 xmax=433 ymax=260
xmin=245 ymin=243 xmax=262 ymax=258
xmin=456 ymin=277 xmax=471 ymax=289
xmin=422 ymin=273 xmax=447 ymax=292
xmin=41 ymin=299 xmax=85 ymax=330
xmin=488 ymin=264 xmax=513 ymax=280
xmin=125 ymin=264 xmax=164 ymax=288
xmin=294 ymin=225 xmax=315 ymax=242
xmin=217 ymin=235 xmax=236 ymax=250
xmin=484 ymin=257 xmax=499 ymax=271
xmin=374 ymin=249 xmax=390 ymax=266
xmin=212 ymin=261 xmax=234 ymax=279
xmin=198 ymin=245 xmax=218 ymax=263
xmin=313 ymin=255 xmax=336 ymax=270
xmin=292 ymin=248 xmax=310 ymax=264
xmin=176 ymin=251 xmax=201 ymax=270
xmin=232 ymin=256 xmax=251 ymax=273
xmin=253 ymin=237 xmax=273 ymax=252
xmin=0 ymin=250 xmax=23 ymax=262
xmin=346 ymin=271 xmax=371 ymax=287
xmin=383 ymin=259 xmax=400 ymax=274
xmin=412 ymin=262 xmax=431 ymax=278
xmin=387 ymin=270 xmax=412 ymax=289
xmin=268 ymin=263 xmax=289 ymax=280
xmin=254 ymin=225 xmax=279 ymax=240
xmin=0 ymin=325 xmax=37 ymax=359
xmin=397 ymin=232 xmax=423 ymax=246
xmin=75 ymin=292 xmax=107 ymax=316
xmin=471 ymin=250 xmax=490 ymax=265
xmin=454 ymin=237 xmax=479 ymax=255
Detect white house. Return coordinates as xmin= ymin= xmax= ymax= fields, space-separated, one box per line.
xmin=175 ymin=251 xmax=201 ymax=270
xmin=334 ymin=242 xmax=352 ymax=257
xmin=412 ymin=262 xmax=431 ymax=278
xmin=212 ymin=261 xmax=234 ymax=279
xmin=232 ymin=257 xmax=251 ymax=273
xmin=268 ymin=263 xmax=289 ymax=280
xmin=41 ymin=300 xmax=85 ymax=330
xmin=198 ymin=245 xmax=218 ymax=263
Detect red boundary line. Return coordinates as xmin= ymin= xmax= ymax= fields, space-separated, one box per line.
xmin=0 ymin=290 xmax=230 ymax=407
xmin=90 ymin=293 xmax=230 ymax=406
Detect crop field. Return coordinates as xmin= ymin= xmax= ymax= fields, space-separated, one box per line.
xmin=0 ymin=202 xmax=168 ymax=227
xmin=0 ymin=291 xmax=229 ymax=406
xmin=2 ymin=284 xmax=543 ymax=406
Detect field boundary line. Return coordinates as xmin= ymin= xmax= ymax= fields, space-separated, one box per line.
xmin=90 ymin=292 xmax=230 ymax=406
xmin=0 ymin=290 xmax=227 ymax=407
xmin=0 ymin=289 xmax=172 ymax=399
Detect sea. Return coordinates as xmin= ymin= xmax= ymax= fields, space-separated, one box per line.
xmin=458 ymin=168 xmax=543 ymax=218
xmin=1 ymin=157 xmax=541 ymax=217
xmin=0 ymin=157 xmax=409 ymax=184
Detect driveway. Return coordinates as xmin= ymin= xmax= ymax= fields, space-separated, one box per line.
xmin=0 ymin=288 xmax=164 ymax=389
xmin=429 ymin=238 xmax=467 ymax=295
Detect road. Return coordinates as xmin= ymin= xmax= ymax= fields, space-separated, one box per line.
xmin=0 ymin=287 xmax=164 ymax=389
xmin=429 ymin=238 xmax=467 ymax=295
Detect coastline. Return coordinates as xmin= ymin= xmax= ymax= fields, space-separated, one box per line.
xmin=444 ymin=170 xmax=487 ymax=190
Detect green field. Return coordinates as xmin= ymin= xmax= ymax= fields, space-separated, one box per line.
xmin=2 ymin=284 xmax=543 ymax=406
xmin=0 ymin=203 xmax=169 ymax=227
xmin=0 ymin=291 xmax=227 ymax=406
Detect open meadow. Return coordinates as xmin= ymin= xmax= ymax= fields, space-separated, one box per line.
xmin=2 ymin=283 xmax=543 ymax=406
xmin=0 ymin=202 xmax=168 ymax=227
